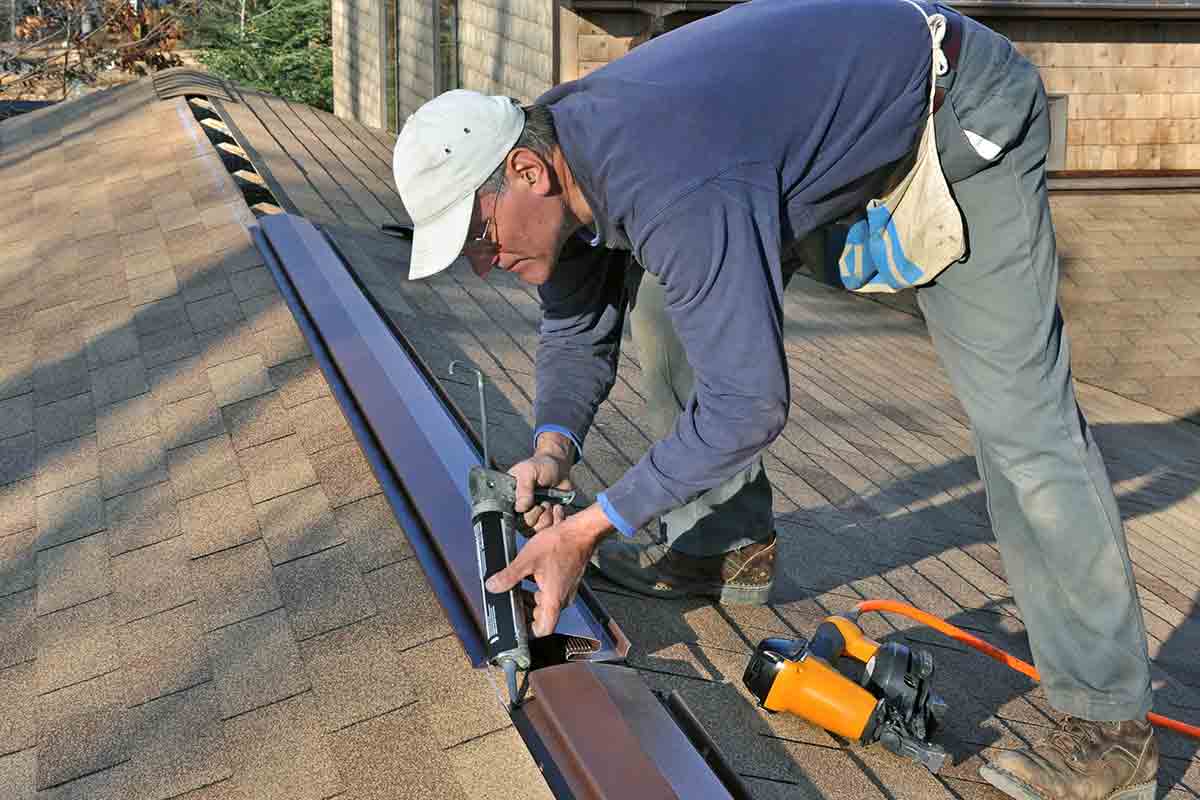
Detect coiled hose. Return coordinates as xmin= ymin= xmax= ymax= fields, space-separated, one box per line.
xmin=852 ymin=599 xmax=1200 ymax=740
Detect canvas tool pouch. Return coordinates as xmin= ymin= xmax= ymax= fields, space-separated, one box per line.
xmin=835 ymin=0 xmax=965 ymax=293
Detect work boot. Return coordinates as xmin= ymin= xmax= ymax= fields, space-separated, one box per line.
xmin=589 ymin=532 xmax=775 ymax=605
xmin=978 ymin=715 xmax=1158 ymax=800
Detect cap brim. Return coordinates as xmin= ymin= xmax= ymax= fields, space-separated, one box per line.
xmin=407 ymin=192 xmax=474 ymax=280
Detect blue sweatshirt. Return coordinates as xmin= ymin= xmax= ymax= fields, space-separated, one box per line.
xmin=533 ymin=0 xmax=934 ymax=535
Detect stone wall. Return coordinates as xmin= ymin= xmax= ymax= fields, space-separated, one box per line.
xmin=332 ymin=0 xmax=386 ymax=129
xmin=988 ymin=18 xmax=1200 ymax=171
xmin=458 ymin=0 xmax=554 ymax=102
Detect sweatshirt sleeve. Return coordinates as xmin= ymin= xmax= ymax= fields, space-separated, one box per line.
xmin=533 ymin=238 xmax=629 ymax=459
xmin=597 ymin=165 xmax=791 ymax=533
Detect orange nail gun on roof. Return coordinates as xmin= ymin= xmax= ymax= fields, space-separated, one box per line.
xmin=743 ymin=614 xmax=949 ymax=773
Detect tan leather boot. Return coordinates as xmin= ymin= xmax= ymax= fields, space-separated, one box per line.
xmin=979 ymin=716 xmax=1158 ymax=800
xmin=589 ymin=532 xmax=775 ymax=605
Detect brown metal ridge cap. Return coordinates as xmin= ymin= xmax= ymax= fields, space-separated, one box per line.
xmin=521 ymin=663 xmax=752 ymax=800
xmin=252 ymin=212 xmax=627 ymax=664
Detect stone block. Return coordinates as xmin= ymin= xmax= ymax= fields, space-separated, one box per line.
xmin=119 ymin=602 xmax=211 ymax=707
xmin=95 ymin=393 xmax=159 ymax=451
xmin=274 ymin=545 xmax=375 ymax=640
xmin=167 ymin=434 xmax=243 ymax=501
xmin=99 ymin=432 xmax=166 ymax=498
xmin=206 ymin=608 xmax=310 ymax=718
xmin=193 ymin=540 xmax=282 ymax=631
xmin=208 ymin=354 xmax=272 ymax=408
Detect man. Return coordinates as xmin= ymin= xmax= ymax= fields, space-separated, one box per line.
xmin=391 ymin=1 xmax=1159 ymax=797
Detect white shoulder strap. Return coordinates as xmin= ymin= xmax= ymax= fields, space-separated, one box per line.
xmin=898 ymin=0 xmax=949 ymax=77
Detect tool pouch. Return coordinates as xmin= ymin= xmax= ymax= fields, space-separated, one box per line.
xmin=834 ymin=0 xmax=965 ymax=294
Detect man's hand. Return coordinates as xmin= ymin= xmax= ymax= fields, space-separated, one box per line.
xmin=509 ymin=431 xmax=575 ymax=531
xmin=485 ymin=504 xmax=613 ymax=637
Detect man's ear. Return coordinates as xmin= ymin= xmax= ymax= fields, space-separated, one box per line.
xmin=509 ymin=147 xmax=557 ymax=197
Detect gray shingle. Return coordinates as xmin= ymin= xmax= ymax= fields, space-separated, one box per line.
xmin=0 ymin=590 xmax=34 ymax=670
xmin=0 ymin=661 xmax=35 ymax=761
xmin=255 ymin=321 xmax=309 ymax=368
xmin=236 ymin=435 xmax=317 ymax=504
xmin=206 ymin=608 xmax=309 ymax=719
xmin=300 ymin=616 xmax=414 ymax=732
xmin=187 ymin=293 xmax=244 ymax=334
xmin=30 ymin=761 xmax=124 ymax=800
xmin=0 ymin=478 xmax=35 ymax=539
xmin=274 ymin=545 xmax=375 ymax=640
xmin=220 ymin=693 xmax=342 ymax=800
xmin=98 ymin=432 xmax=166 ymax=499
xmin=133 ymin=295 xmax=186 ymax=337
xmin=36 ymin=670 xmax=129 ymax=790
xmin=309 ymin=441 xmax=379 ymax=508
xmin=119 ymin=602 xmax=211 ymax=707
xmin=195 ymin=323 xmax=259 ymax=370
xmin=0 ymin=433 xmax=35 ymax=488
xmin=35 ymin=596 xmax=117 ymax=695
xmin=84 ymin=325 xmax=140 ymax=372
xmin=268 ymin=357 xmax=329 ymax=409
xmin=124 ymin=682 xmax=232 ymax=798
xmin=139 ymin=323 xmax=198 ymax=370
xmin=147 ymin=354 xmax=211 ymax=406
xmin=159 ymin=392 xmax=226 ymax=451
xmin=447 ymin=727 xmax=555 ymax=800
xmin=32 ymin=354 xmax=89 ymax=407
xmin=167 ymin=434 xmax=242 ymax=501
xmin=127 ymin=268 xmax=178 ymax=307
xmin=90 ymin=357 xmax=148 ymax=407
xmin=220 ymin=391 xmax=293 ymax=452
xmin=254 ymin=485 xmax=342 ymax=566
xmin=365 ymin=558 xmax=452 ymax=650
xmin=0 ymin=393 xmax=33 ymax=440
xmin=193 ymin=540 xmax=281 ymax=631
xmin=229 ymin=266 xmax=279 ymax=302
xmin=175 ymin=260 xmax=232 ymax=306
xmin=240 ymin=294 xmax=292 ymax=333
xmin=208 ymin=354 xmax=272 ymax=408
xmin=35 ymin=532 xmax=111 ymax=617
xmin=95 ymin=393 xmax=159 ymax=452
xmin=111 ymin=535 xmax=195 ymax=623
xmin=0 ymin=529 xmax=36 ymax=598
xmin=287 ymin=395 xmax=353 ymax=455
xmin=36 ymin=434 xmax=98 ymax=497
xmin=0 ymin=748 xmax=33 ymax=800
xmin=336 ymin=493 xmax=412 ymax=573
xmin=35 ymin=479 xmax=104 ymax=551
xmin=33 ymin=393 xmax=95 ymax=448
xmin=104 ymin=480 xmax=179 ymax=557
xmin=179 ymin=482 xmax=260 ymax=558
xmin=330 ymin=704 xmax=468 ymax=800
xmin=0 ymin=359 xmax=32 ymax=403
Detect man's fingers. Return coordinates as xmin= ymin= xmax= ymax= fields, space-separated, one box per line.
xmin=522 ymin=504 xmax=544 ymax=529
xmin=485 ymin=554 xmax=528 ymax=594
xmin=532 ymin=598 xmax=562 ymax=638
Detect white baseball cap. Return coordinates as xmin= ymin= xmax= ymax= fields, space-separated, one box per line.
xmin=392 ymin=90 xmax=526 ymax=280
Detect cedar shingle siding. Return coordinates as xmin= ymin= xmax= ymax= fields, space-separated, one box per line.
xmin=332 ymin=0 xmax=387 ymax=129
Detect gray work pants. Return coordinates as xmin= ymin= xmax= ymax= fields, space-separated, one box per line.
xmin=913 ymin=11 xmax=1152 ymax=721
xmin=626 ymin=11 xmax=1152 ymax=720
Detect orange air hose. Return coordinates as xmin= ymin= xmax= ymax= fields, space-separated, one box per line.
xmin=853 ymin=599 xmax=1200 ymax=740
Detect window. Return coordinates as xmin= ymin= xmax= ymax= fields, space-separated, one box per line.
xmin=1047 ymin=94 xmax=1067 ymax=172
xmin=434 ymin=0 xmax=458 ymax=94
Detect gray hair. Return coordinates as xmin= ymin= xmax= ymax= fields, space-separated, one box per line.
xmin=478 ymin=103 xmax=558 ymax=196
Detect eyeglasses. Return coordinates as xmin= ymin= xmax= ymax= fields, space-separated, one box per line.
xmin=464 ymin=214 xmax=495 ymax=252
